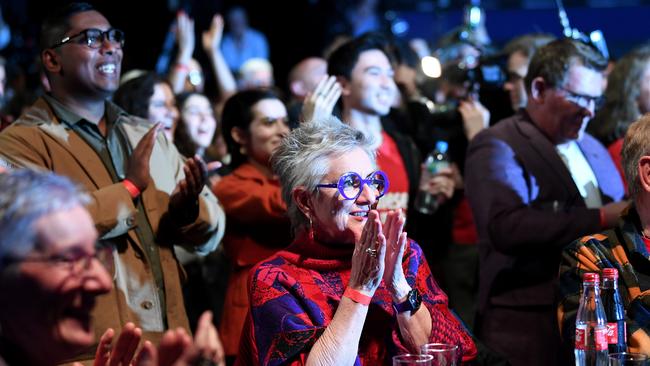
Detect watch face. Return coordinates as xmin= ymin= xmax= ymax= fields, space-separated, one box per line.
xmin=408 ymin=289 xmax=422 ymax=311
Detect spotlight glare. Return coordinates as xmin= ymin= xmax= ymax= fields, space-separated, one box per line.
xmin=421 ymin=56 xmax=441 ymax=78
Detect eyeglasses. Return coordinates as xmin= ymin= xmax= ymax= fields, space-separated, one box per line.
xmin=50 ymin=28 xmax=125 ymax=49
xmin=4 ymin=245 xmax=114 ymax=276
xmin=557 ymin=87 xmax=604 ymax=110
xmin=316 ymin=170 xmax=390 ymax=201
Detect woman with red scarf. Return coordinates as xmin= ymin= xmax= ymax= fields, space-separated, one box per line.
xmin=236 ymin=117 xmax=476 ymax=365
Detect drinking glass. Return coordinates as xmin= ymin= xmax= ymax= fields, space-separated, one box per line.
xmin=420 ymin=343 xmax=458 ymax=366
xmin=609 ymin=352 xmax=648 ymax=366
xmin=392 ymin=354 xmax=434 ymax=366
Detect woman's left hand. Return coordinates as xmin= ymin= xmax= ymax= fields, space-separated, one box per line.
xmin=382 ymin=210 xmax=411 ymax=301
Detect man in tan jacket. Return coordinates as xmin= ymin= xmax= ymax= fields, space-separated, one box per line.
xmin=0 ymin=2 xmax=225 ymax=362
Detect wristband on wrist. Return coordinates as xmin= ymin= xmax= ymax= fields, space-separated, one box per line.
xmin=175 ymin=63 xmax=190 ymax=73
xmin=122 ymin=179 xmax=141 ymax=199
xmin=343 ymin=287 xmax=372 ymax=306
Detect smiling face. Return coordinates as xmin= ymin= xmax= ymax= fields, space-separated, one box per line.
xmin=342 ymin=49 xmax=397 ymax=116
xmin=0 ymin=205 xmax=112 ymax=363
xmin=536 ymin=64 xmax=603 ymax=144
xmin=49 ymin=10 xmax=122 ymax=100
xmin=148 ymin=82 xmax=178 ymax=141
xmin=181 ymin=94 xmax=217 ymax=149
xmin=244 ymin=98 xmax=289 ymax=167
xmin=310 ymin=147 xmax=378 ymax=245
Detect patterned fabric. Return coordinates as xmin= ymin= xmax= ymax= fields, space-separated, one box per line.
xmin=559 ymin=204 xmax=650 ymax=354
xmin=237 ymin=237 xmax=477 ymax=366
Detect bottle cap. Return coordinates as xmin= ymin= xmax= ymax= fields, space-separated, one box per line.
xmin=583 ymin=272 xmax=600 ymax=284
xmin=435 ymin=141 xmax=449 ymax=154
xmin=602 ymin=268 xmax=618 ymax=279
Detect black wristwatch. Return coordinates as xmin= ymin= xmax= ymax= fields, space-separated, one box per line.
xmin=393 ymin=288 xmax=422 ymax=315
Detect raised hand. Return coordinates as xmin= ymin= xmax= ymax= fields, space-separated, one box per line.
xmin=349 ymin=210 xmax=386 ymax=296
xmin=301 ymin=75 xmax=342 ymax=123
xmin=202 ymin=14 xmax=224 ymax=55
xmin=175 ymin=11 xmax=195 ymax=65
xmin=126 ymin=123 xmax=161 ymax=192
xmin=382 ymin=210 xmax=410 ymax=301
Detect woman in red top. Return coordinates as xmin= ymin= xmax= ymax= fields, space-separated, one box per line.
xmin=236 ymin=117 xmax=476 ymax=365
xmin=213 ymin=89 xmax=291 ymax=358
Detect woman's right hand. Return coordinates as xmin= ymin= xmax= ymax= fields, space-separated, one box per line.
xmin=349 ymin=210 xmax=386 ymax=295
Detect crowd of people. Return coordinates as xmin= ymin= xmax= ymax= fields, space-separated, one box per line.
xmin=0 ymin=1 xmax=650 ymax=366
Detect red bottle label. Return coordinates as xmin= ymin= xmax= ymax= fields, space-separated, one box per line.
xmin=595 ymin=328 xmax=608 ymax=351
xmin=575 ymin=325 xmax=608 ymax=351
xmin=606 ymin=323 xmax=618 ymax=344
xmin=575 ymin=325 xmax=586 ymax=350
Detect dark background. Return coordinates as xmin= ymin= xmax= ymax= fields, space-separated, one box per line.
xmin=1 ymin=0 xmax=649 ymax=96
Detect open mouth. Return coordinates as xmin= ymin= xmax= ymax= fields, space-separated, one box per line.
xmin=97 ymin=63 xmax=116 ymax=75
xmin=350 ymin=211 xmax=369 ymax=218
xmin=62 ymin=306 xmax=92 ymax=328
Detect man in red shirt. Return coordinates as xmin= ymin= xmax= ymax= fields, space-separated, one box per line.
xmin=327 ymin=33 xmax=455 ymax=221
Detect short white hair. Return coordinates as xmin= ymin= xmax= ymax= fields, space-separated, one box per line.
xmin=0 ymin=169 xmax=89 ymax=269
xmin=272 ymin=116 xmax=375 ymax=232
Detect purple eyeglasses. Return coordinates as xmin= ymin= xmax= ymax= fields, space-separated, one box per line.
xmin=316 ymin=170 xmax=390 ymax=200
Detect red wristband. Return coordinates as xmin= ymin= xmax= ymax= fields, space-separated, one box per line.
xmin=122 ymin=179 xmax=141 ymax=199
xmin=175 ymin=63 xmax=190 ymax=73
xmin=599 ymin=208 xmax=606 ymax=228
xmin=343 ymin=287 xmax=372 ymax=306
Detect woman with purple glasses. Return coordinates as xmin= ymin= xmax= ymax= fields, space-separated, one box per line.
xmin=236 ymin=117 xmax=476 ymax=365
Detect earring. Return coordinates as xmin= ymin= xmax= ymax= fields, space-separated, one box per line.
xmin=308 ymin=215 xmax=314 ymax=242
xmin=239 ymin=146 xmax=247 ymax=155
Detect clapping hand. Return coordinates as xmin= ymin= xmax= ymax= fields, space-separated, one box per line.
xmin=126 ymin=123 xmax=161 ymax=193
xmin=382 ymin=210 xmax=411 ymax=301
xmin=349 ymin=210 xmax=386 ymax=296
xmin=301 ymin=75 xmax=342 ymax=123
xmin=169 ymin=155 xmax=208 ymax=222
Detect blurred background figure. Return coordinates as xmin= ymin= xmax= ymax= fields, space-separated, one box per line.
xmin=174 ymin=91 xmax=218 ymax=159
xmin=221 ymin=6 xmax=269 ymax=75
xmin=212 ymin=89 xmax=291 ymax=362
xmin=113 ymin=71 xmax=179 ymax=141
xmin=589 ymin=45 xmax=650 ymax=189
xmin=287 ymin=57 xmax=328 ymax=124
xmin=237 ymin=57 xmax=274 ymax=90
xmin=501 ymin=33 xmax=556 ymax=113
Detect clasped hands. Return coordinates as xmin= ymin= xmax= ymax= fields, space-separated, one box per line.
xmin=349 ymin=210 xmax=411 ymax=302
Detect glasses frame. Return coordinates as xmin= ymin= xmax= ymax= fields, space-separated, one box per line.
xmin=557 ymin=86 xmax=604 ymax=110
xmin=50 ymin=28 xmax=125 ymax=49
xmin=3 ymin=244 xmax=114 ymax=276
xmin=316 ymin=170 xmax=390 ymax=201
